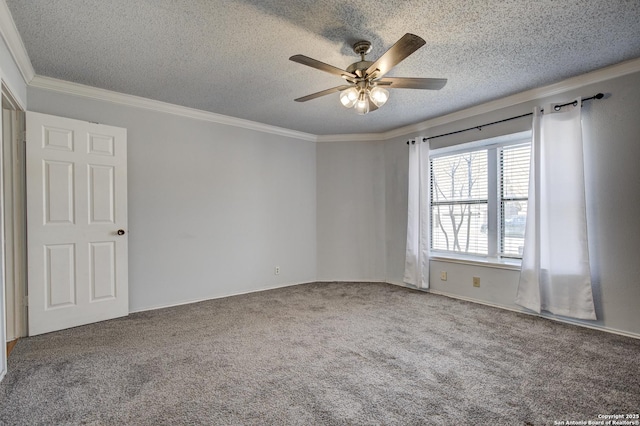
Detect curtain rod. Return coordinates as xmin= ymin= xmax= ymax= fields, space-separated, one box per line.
xmin=406 ymin=93 xmax=604 ymax=144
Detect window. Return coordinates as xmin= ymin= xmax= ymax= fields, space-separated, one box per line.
xmin=500 ymin=143 xmax=530 ymax=258
xmin=430 ymin=136 xmax=530 ymax=260
xmin=431 ymin=150 xmax=488 ymax=255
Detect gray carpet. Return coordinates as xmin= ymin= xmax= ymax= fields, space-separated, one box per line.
xmin=1 ymin=282 xmax=638 ymax=425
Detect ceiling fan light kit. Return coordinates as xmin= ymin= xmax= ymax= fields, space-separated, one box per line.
xmin=370 ymin=86 xmax=389 ymax=107
xmin=290 ymin=33 xmax=447 ymax=115
xmin=340 ymin=87 xmax=359 ymax=108
xmin=355 ymin=91 xmax=370 ymax=115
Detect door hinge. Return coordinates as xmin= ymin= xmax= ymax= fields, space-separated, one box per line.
xmin=23 ymin=295 xmax=28 ymax=307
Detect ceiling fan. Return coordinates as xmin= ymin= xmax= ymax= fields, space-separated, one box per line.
xmin=289 ymin=33 xmax=447 ymax=115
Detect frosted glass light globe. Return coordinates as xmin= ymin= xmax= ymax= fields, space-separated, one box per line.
xmin=355 ymin=97 xmax=369 ymax=115
xmin=340 ymin=87 xmax=359 ymax=108
xmin=370 ymin=87 xmax=389 ymax=107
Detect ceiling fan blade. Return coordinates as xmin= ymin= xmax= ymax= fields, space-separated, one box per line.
xmin=376 ymin=77 xmax=447 ymax=90
xmin=365 ymin=33 xmax=426 ymax=79
xmin=294 ymin=85 xmax=353 ymax=102
xmin=290 ymin=55 xmax=357 ymax=79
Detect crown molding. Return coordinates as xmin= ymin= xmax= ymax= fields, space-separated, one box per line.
xmin=316 ymin=132 xmax=387 ymax=142
xmin=317 ymin=56 xmax=640 ymax=142
xmin=22 ymin=47 xmax=640 ymax=145
xmin=30 ymin=76 xmax=317 ymax=142
xmin=0 ymin=0 xmax=35 ymax=84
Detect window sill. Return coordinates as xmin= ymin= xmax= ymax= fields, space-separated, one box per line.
xmin=430 ymin=253 xmax=522 ymax=271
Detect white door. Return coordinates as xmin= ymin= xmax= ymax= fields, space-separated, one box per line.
xmin=26 ymin=112 xmax=128 ymax=336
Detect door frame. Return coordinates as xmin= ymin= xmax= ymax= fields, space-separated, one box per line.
xmin=2 ymin=81 xmax=27 ymax=348
xmin=0 ymin=79 xmax=5 ymax=381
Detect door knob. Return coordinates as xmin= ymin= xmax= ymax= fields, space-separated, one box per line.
xmin=117 ymin=229 xmax=125 ymax=235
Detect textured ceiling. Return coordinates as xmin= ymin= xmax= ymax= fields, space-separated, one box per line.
xmin=5 ymin=0 xmax=640 ymax=135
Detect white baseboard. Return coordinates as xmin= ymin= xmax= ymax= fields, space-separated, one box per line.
xmin=129 ymin=280 xmax=639 ymax=340
xmin=129 ymin=281 xmax=314 ymax=314
xmin=386 ymin=282 xmax=640 ymax=340
xmin=131 ymin=280 xmax=386 ymax=314
xmin=386 ymin=280 xmax=415 ymax=288
xmin=315 ymin=279 xmax=387 ymax=283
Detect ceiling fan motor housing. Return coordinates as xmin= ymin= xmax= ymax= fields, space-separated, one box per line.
xmin=346 ymin=60 xmax=374 ymax=75
xmin=352 ymin=40 xmax=372 ymax=56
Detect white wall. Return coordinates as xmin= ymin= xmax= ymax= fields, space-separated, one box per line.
xmin=27 ymin=88 xmax=317 ymax=311
xmin=385 ymin=71 xmax=640 ymax=337
xmin=316 ymin=140 xmax=386 ymax=281
xmin=384 ymin=135 xmax=411 ymax=285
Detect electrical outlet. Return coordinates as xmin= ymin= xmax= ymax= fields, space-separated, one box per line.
xmin=274 ymin=266 xmax=280 ymax=275
xmin=473 ymin=277 xmax=480 ymax=287
xmin=440 ymin=271 xmax=447 ymax=281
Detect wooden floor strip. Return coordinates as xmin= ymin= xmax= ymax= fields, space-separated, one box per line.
xmin=6 ymin=339 xmax=18 ymax=357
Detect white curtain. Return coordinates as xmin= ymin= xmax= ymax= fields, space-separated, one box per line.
xmin=403 ymin=140 xmax=430 ymax=289
xmin=516 ymin=100 xmax=596 ymax=320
